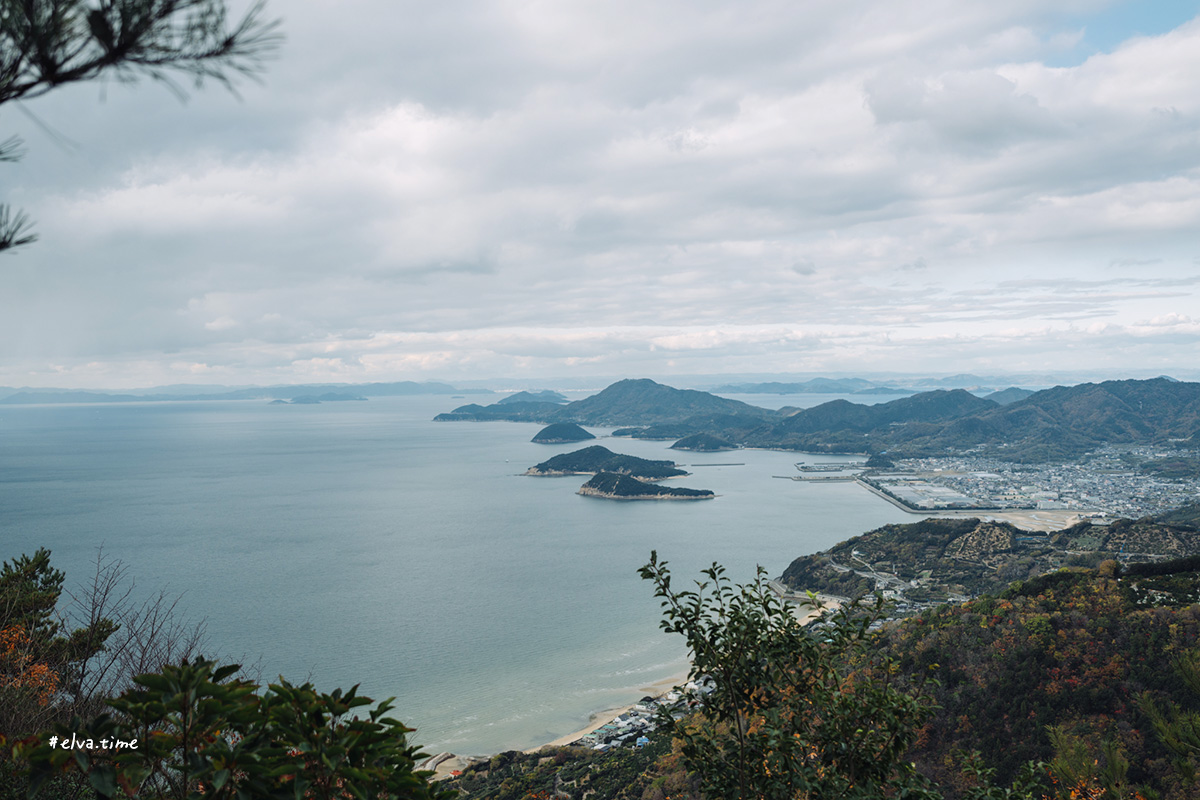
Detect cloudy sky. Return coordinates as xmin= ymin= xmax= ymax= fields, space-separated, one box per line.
xmin=3 ymin=0 xmax=1200 ymax=388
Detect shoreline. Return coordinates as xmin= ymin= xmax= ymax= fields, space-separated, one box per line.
xmin=426 ymin=591 xmax=838 ymax=780
xmin=852 ymin=478 xmax=1089 ymax=532
xmin=531 ymin=671 xmax=691 ymax=751
xmin=424 ymin=671 xmax=691 ymax=779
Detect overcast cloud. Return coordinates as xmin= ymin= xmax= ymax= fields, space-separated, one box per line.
xmin=2 ymin=0 xmax=1199 ymax=388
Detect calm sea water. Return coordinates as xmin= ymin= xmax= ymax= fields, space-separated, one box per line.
xmin=0 ymin=393 xmax=914 ymax=754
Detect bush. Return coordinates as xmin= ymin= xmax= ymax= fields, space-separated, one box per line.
xmin=639 ymin=552 xmax=939 ymax=800
xmin=13 ymin=656 xmax=452 ymax=800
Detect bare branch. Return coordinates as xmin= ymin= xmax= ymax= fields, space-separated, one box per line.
xmin=61 ymin=546 xmax=208 ymax=718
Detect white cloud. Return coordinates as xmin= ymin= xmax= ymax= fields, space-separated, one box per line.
xmin=2 ymin=0 xmax=1199 ymax=386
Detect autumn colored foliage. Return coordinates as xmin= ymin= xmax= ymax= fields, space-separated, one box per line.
xmin=878 ymin=567 xmax=1200 ymax=797
xmin=0 ymin=624 xmax=59 ymax=706
xmin=639 ymin=552 xmax=940 ymax=800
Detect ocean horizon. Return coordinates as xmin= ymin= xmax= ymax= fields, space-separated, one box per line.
xmin=0 ymin=391 xmax=916 ymax=754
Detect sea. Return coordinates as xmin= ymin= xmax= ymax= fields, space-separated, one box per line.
xmin=0 ymin=391 xmax=917 ymax=755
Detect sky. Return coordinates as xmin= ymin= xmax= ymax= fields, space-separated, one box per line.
xmin=3 ymin=0 xmax=1200 ymax=389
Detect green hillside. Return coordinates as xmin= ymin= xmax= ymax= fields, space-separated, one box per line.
xmin=525 ymin=445 xmax=687 ymax=480
xmin=881 ymin=566 xmax=1200 ymax=794
xmin=780 ymin=514 xmax=1200 ymax=603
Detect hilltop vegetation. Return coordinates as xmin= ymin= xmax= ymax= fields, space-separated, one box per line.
xmin=577 ymin=472 xmax=714 ymax=500
xmin=986 ymin=386 xmax=1037 ymax=405
xmin=780 ymin=512 xmax=1200 ymax=602
xmin=1152 ymin=501 xmax=1200 ymax=529
xmin=525 ymin=445 xmax=687 ymax=480
xmin=530 ymin=423 xmax=595 ymax=443
xmin=780 ymin=518 xmax=1042 ymax=601
xmin=881 ymin=565 xmax=1200 ymax=795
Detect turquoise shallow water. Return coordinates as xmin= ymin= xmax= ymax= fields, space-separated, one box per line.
xmin=0 ymin=393 xmax=913 ymax=754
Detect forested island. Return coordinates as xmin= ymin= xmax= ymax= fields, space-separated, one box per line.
xmin=576 ymin=472 xmax=714 ymax=500
xmin=531 ymin=422 xmax=595 ymax=443
xmin=525 ymin=445 xmax=687 ymax=480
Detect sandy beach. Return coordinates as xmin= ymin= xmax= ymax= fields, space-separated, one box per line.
xmin=768 ymin=580 xmax=845 ymax=622
xmin=422 ymin=672 xmax=692 ymax=779
xmin=425 ymin=590 xmax=838 ymax=779
xmin=530 ymin=671 xmax=692 ymax=751
xmin=531 ymin=591 xmax=841 ymax=754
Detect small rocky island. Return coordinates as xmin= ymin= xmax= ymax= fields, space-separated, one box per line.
xmin=577 ymin=472 xmax=715 ymax=500
xmin=670 ymin=432 xmax=737 ymax=451
xmin=531 ymin=423 xmax=596 ymax=444
xmin=525 ymin=445 xmax=687 ymax=480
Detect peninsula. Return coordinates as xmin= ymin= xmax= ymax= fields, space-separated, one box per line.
xmin=778 ymin=503 xmax=1200 ymax=608
xmin=576 ymin=472 xmax=714 ymax=500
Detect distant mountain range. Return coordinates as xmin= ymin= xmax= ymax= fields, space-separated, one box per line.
xmin=437 ymin=377 xmax=1200 ymax=463
xmin=0 ymin=381 xmax=492 ymax=404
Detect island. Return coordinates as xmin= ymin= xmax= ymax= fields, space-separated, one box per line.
xmin=670 ymin=433 xmax=736 ymax=451
xmin=525 ymin=445 xmax=687 ymax=480
xmin=531 ymin=423 xmax=595 ymax=444
xmin=576 ymin=472 xmax=714 ymax=500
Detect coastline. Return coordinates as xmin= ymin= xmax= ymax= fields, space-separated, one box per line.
xmin=532 ymin=671 xmax=691 ymax=751
xmin=852 ymin=477 xmax=1089 ymax=532
xmin=426 ymin=590 xmax=837 ymax=780
xmin=424 ymin=671 xmax=691 ymax=780
xmin=536 ymin=590 xmax=840 ymax=754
